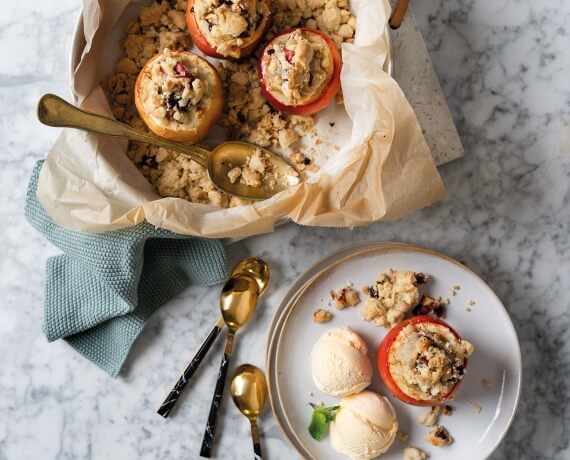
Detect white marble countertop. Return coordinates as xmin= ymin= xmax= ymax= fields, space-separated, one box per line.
xmin=1 ymin=1 xmax=569 ymax=459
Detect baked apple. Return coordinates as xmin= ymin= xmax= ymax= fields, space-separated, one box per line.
xmin=377 ymin=316 xmax=474 ymax=406
xmin=134 ymin=49 xmax=223 ymax=143
xmin=258 ymin=28 xmax=342 ymax=116
xmin=186 ymin=0 xmax=271 ymax=59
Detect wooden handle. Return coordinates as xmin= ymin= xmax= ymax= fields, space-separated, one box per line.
xmin=389 ymin=0 xmax=409 ymax=29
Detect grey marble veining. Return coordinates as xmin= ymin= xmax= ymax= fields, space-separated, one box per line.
xmin=1 ymin=1 xmax=569 ymax=459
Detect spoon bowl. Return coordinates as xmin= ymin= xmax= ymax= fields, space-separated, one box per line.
xmin=220 ymin=274 xmax=260 ymax=332
xmin=230 ymin=364 xmax=268 ymax=419
xmin=231 ymin=257 xmax=270 ymax=296
xmin=231 ymin=364 xmax=268 ymax=458
xmin=208 ymin=142 xmax=300 ymax=201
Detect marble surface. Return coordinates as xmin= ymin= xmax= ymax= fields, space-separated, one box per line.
xmin=1 ymin=0 xmax=569 ymax=459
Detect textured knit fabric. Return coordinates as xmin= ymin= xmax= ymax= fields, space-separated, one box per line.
xmin=25 ymin=161 xmax=228 ymax=377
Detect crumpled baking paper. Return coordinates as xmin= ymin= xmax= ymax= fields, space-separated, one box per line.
xmin=36 ymin=0 xmax=446 ymax=238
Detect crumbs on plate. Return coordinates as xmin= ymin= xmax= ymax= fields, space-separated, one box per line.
xmin=426 ymin=425 xmax=453 ymax=447
xmin=313 ymin=309 xmax=333 ymax=324
xmin=330 ymin=285 xmax=360 ymax=309
xmin=403 ymin=447 xmax=429 ymax=460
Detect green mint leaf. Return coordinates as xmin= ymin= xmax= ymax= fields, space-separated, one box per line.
xmin=308 ymin=405 xmax=341 ymax=441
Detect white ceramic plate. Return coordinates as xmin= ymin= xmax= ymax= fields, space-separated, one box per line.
xmin=267 ymin=242 xmax=521 ymax=460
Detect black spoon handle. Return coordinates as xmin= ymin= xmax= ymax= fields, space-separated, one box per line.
xmin=251 ymin=419 xmax=263 ymax=459
xmin=200 ymin=333 xmax=235 ymax=458
xmin=157 ymin=318 xmax=225 ymax=418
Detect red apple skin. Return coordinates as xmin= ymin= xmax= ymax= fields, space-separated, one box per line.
xmin=258 ymin=28 xmax=342 ymax=116
xmin=186 ymin=0 xmax=271 ymax=60
xmin=377 ymin=316 xmax=468 ymax=407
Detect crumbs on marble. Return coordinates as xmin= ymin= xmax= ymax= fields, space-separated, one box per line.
xmin=481 ymin=378 xmax=493 ymax=389
xmin=442 ymin=404 xmax=454 ymax=416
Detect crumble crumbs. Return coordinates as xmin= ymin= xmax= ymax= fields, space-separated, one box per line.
xmin=425 ymin=426 xmax=453 ymax=447
xmin=330 ymin=286 xmax=360 ymax=309
xmin=469 ymin=401 xmax=482 ymax=413
xmin=313 ymin=309 xmax=332 ymax=323
xmin=396 ymin=431 xmax=409 ymax=442
xmin=449 ymin=284 xmax=461 ymax=296
xmin=360 ymin=271 xmax=427 ymax=328
xmin=412 ymin=295 xmax=446 ymax=318
xmin=465 ymin=299 xmax=476 ymax=311
xmin=418 ymin=405 xmax=442 ymax=427
xmin=442 ymin=404 xmax=454 ymax=416
xmin=481 ymin=378 xmax=493 ymax=389
xmin=226 ymin=148 xmax=273 ymax=187
xmin=403 ymin=447 xmax=428 ymax=460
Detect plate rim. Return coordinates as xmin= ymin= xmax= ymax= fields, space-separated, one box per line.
xmin=266 ymin=241 xmax=522 ymax=460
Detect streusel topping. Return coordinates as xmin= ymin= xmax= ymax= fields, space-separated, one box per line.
xmin=192 ymin=0 xmax=270 ymax=58
xmin=261 ymin=29 xmax=333 ymax=105
xmin=141 ymin=49 xmax=211 ymax=126
xmin=388 ymin=322 xmax=474 ymax=401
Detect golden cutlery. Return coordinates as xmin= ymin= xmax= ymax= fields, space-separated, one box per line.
xmin=157 ymin=257 xmax=269 ymax=418
xmin=230 ymin=364 xmax=268 ymax=459
xmin=200 ymin=273 xmax=260 ymax=457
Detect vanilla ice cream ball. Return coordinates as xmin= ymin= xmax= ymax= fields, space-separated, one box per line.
xmin=330 ymin=390 xmax=398 ymax=459
xmin=311 ymin=327 xmax=373 ymax=396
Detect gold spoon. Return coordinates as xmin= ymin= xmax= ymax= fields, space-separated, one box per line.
xmin=200 ymin=273 xmax=260 ymax=458
xmin=36 ymin=94 xmax=300 ymax=200
xmin=230 ymin=364 xmax=268 ymax=459
xmin=157 ymin=257 xmax=269 ymax=418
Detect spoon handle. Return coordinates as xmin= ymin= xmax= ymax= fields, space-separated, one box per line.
xmin=157 ymin=316 xmax=225 ymax=418
xmin=250 ymin=419 xmax=263 ymax=459
xmin=200 ymin=332 xmax=235 ymax=458
xmin=388 ymin=0 xmax=409 ymax=29
xmin=36 ymin=94 xmax=210 ymax=168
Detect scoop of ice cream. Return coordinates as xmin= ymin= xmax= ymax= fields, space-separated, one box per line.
xmin=311 ymin=327 xmax=372 ymax=397
xmin=330 ymin=390 xmax=398 ymax=459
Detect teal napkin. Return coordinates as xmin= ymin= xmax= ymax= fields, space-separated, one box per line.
xmin=25 ymin=161 xmax=228 ymax=377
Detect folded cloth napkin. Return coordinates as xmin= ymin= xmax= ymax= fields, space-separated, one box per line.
xmin=25 ymin=161 xmax=228 ymax=377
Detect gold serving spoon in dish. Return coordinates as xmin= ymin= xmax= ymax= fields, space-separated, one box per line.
xmin=157 ymin=257 xmax=269 ymax=418
xmin=230 ymin=364 xmax=268 ymax=459
xmin=37 ymin=94 xmax=300 ymax=200
xmin=200 ymin=273 xmax=260 ymax=458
